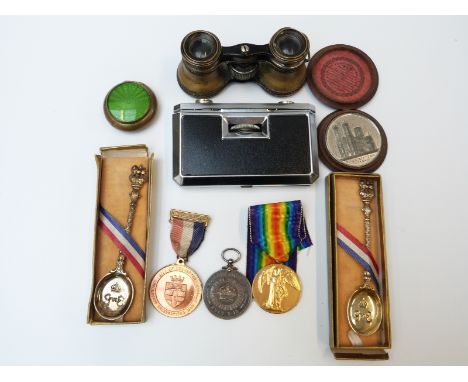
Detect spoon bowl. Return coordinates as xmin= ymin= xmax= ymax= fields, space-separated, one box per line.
xmin=93 ymin=270 xmax=134 ymax=321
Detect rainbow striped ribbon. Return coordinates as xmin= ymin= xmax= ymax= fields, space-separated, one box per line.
xmin=246 ymin=200 xmax=312 ymax=283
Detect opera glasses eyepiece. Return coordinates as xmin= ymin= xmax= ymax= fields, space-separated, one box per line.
xmin=177 ymin=27 xmax=310 ymax=97
xmin=182 ymin=30 xmax=221 ymax=66
xmin=277 ymin=33 xmax=302 ymax=55
xmin=269 ymin=27 xmax=309 ymax=65
xmin=189 ymin=37 xmax=214 ymax=59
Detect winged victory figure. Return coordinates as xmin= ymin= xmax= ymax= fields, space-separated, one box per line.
xmin=257 ymin=266 xmax=301 ymax=312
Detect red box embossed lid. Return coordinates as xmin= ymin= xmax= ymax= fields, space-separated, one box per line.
xmin=307 ymin=44 xmax=379 ymax=109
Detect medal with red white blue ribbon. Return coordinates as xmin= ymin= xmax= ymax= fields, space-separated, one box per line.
xmin=149 ymin=209 xmax=209 ymax=318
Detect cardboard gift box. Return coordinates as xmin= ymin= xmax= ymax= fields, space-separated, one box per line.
xmin=87 ymin=145 xmax=153 ymax=324
xmin=326 ymin=172 xmax=391 ymax=359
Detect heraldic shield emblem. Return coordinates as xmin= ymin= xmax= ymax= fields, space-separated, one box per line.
xmin=165 ymin=275 xmax=187 ymax=308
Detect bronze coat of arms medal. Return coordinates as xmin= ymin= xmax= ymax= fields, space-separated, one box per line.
xmin=149 ymin=209 xmax=209 ymax=317
xmin=203 ymin=248 xmax=252 ymax=320
xmin=347 ymin=179 xmax=383 ymax=336
xmin=246 ymin=201 xmax=313 ymax=314
xmin=93 ymin=165 xmax=148 ymax=321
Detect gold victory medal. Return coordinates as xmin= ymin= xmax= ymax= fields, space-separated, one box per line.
xmin=252 ymin=264 xmax=301 ymax=314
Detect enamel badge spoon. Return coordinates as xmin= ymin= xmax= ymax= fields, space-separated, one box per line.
xmin=347 ymin=179 xmax=383 ymax=336
xmin=93 ymin=165 xmax=147 ymax=321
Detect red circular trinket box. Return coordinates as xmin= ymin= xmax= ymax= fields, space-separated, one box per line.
xmin=307 ymin=44 xmax=379 ymax=109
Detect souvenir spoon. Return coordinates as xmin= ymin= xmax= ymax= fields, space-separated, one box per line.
xmin=347 ymin=179 xmax=383 ymax=336
xmin=93 ymin=165 xmax=147 ymax=320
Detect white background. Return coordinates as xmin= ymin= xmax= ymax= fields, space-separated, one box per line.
xmin=1 ymin=16 xmax=467 ymax=365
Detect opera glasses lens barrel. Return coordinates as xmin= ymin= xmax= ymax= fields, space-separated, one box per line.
xmin=276 ymin=32 xmax=306 ymax=56
xmin=178 ymin=30 xmax=224 ymax=97
xmin=270 ymin=27 xmax=309 ymax=66
xmin=181 ymin=31 xmax=221 ymax=66
xmin=188 ymin=33 xmax=216 ymax=60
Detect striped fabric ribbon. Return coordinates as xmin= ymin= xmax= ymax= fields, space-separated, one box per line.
xmin=98 ymin=206 xmax=146 ymax=277
xmin=336 ymin=224 xmax=380 ymax=291
xmin=246 ymin=200 xmax=312 ymax=284
xmin=170 ymin=215 xmax=206 ymax=260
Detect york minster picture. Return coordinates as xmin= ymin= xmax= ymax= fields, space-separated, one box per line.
xmin=331 ymin=121 xmax=379 ymax=161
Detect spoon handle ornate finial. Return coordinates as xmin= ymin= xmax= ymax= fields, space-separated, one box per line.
xmin=359 ymin=179 xmax=374 ymax=249
xmin=116 ymin=165 xmax=148 ymax=273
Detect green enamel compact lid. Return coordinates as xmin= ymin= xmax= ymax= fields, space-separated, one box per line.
xmin=104 ymin=81 xmax=157 ymax=130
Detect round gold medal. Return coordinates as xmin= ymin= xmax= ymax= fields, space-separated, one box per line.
xmin=252 ymin=264 xmax=301 ymax=314
xmin=149 ymin=259 xmax=202 ymax=318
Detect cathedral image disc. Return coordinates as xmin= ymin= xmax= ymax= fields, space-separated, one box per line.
xmin=317 ymin=110 xmax=387 ymax=173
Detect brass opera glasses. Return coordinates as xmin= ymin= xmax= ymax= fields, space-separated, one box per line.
xmin=177 ymin=27 xmax=310 ymax=97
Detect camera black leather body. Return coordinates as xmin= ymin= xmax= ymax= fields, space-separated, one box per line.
xmin=173 ymin=101 xmax=319 ymax=187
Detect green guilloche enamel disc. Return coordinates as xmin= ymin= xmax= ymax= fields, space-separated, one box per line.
xmin=104 ymin=81 xmax=156 ymax=130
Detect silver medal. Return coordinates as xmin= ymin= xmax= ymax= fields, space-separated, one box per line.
xmin=203 ymin=248 xmax=251 ymax=320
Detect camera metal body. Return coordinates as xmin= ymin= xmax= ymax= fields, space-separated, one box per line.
xmin=177 ymin=28 xmax=310 ymax=97
xmin=173 ymin=100 xmax=319 ymax=187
